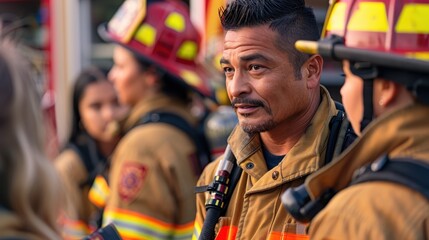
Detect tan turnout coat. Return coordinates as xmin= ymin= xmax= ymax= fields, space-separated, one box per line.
xmin=308 ymin=103 xmax=429 ymax=240
xmin=194 ymin=87 xmax=340 ymax=240
xmin=103 ymin=93 xmax=200 ymax=239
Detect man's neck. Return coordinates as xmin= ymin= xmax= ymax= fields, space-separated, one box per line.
xmin=261 ymin=92 xmax=321 ymax=155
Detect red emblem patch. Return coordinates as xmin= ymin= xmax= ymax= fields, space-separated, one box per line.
xmin=118 ymin=163 xmax=147 ymax=203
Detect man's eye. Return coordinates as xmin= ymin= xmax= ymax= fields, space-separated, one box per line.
xmin=249 ymin=65 xmax=261 ymax=71
xmin=223 ymin=67 xmax=234 ymax=73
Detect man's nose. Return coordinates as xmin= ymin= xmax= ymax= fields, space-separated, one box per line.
xmin=228 ymin=70 xmax=251 ymax=98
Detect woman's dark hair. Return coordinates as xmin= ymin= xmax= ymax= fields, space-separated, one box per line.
xmin=219 ymin=0 xmax=320 ymax=78
xmin=66 ymin=66 xmax=110 ymax=185
xmin=133 ymin=53 xmax=192 ymax=104
xmin=68 ymin=66 xmax=109 ymax=144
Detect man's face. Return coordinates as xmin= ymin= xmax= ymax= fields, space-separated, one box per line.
xmin=221 ymin=25 xmax=310 ymax=134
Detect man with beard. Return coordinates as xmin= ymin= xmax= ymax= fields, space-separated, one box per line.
xmin=192 ymin=0 xmax=354 ymax=239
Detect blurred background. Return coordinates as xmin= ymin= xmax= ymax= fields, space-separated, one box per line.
xmin=0 ymin=0 xmax=343 ymax=154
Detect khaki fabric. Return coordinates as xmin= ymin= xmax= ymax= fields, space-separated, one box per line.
xmin=55 ymin=148 xmax=96 ymax=238
xmin=103 ymin=93 xmax=199 ymax=239
xmin=194 ymin=87 xmax=339 ymax=239
xmin=308 ymin=103 xmax=429 ymax=240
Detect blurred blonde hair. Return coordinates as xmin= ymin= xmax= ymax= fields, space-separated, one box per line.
xmin=0 ymin=38 xmax=62 ymax=239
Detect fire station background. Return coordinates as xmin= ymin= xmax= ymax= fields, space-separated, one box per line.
xmin=0 ymin=0 xmax=343 ymax=152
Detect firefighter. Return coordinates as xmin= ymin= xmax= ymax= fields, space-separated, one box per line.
xmin=97 ymin=0 xmax=214 ymax=239
xmin=193 ymin=0 xmax=355 ymax=239
xmin=0 ymin=38 xmax=62 ymax=239
xmin=54 ymin=66 xmax=128 ymax=239
xmin=289 ymin=0 xmax=429 ymax=239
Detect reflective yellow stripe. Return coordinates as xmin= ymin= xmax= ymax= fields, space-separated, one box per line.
xmin=165 ymin=12 xmax=185 ymax=32
xmin=192 ymin=221 xmax=202 ymax=240
xmin=61 ymin=218 xmax=92 ymax=239
xmin=326 ymin=2 xmax=347 ymax=32
xmin=103 ymin=208 xmax=193 ymax=239
xmin=177 ymin=40 xmax=198 ymax=60
xmin=405 ymin=52 xmax=429 ymax=60
xmin=180 ymin=70 xmax=202 ymax=87
xmin=348 ymin=2 xmax=388 ymax=32
xmin=396 ymin=4 xmax=429 ymax=33
xmin=135 ymin=23 xmax=157 ymax=47
xmin=88 ymin=175 xmax=110 ymax=208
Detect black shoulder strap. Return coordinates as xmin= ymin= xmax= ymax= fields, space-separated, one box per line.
xmin=66 ymin=140 xmax=106 ymax=188
xmin=351 ymin=155 xmax=429 ymax=200
xmin=66 ymin=143 xmax=95 ymax=174
xmin=137 ymin=111 xmax=212 ymax=173
xmin=325 ymin=101 xmax=357 ymax=164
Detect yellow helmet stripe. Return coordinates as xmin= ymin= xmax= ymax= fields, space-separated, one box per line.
xmin=180 ymin=70 xmax=202 ymax=87
xmin=177 ymin=41 xmax=198 ymax=60
xmin=396 ymin=4 xmax=429 ymax=33
xmin=165 ymin=12 xmax=185 ymax=32
xmin=325 ymin=2 xmax=347 ymax=32
xmin=406 ymin=52 xmax=429 ymax=61
xmin=135 ymin=23 xmax=157 ymax=47
xmin=348 ymin=2 xmax=389 ymax=32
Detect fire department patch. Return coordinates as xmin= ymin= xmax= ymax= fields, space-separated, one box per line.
xmin=119 ymin=163 xmax=147 ymax=203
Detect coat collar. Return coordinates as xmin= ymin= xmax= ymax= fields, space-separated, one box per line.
xmin=227 ymin=86 xmax=338 ymax=187
xmin=306 ymin=103 xmax=429 ymax=199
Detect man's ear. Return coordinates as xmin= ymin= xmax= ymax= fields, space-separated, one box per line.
xmin=302 ymin=54 xmax=323 ymax=89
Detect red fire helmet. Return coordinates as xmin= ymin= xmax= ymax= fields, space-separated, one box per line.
xmin=296 ymin=0 xmax=429 ymax=74
xmin=99 ymin=0 xmax=214 ymax=99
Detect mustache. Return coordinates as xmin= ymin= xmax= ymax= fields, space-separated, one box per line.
xmin=231 ymin=98 xmax=265 ymax=108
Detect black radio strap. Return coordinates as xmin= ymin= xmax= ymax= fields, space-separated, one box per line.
xmin=137 ymin=111 xmax=211 ymax=173
xmin=351 ymin=155 xmax=429 ymax=200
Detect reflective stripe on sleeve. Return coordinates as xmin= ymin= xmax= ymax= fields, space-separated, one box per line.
xmin=103 ymin=208 xmax=193 ymax=240
xmin=192 ymin=220 xmax=202 ymax=240
xmin=61 ymin=218 xmax=92 ymax=240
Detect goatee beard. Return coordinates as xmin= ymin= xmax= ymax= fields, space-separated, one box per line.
xmin=241 ymin=119 xmax=275 ymax=135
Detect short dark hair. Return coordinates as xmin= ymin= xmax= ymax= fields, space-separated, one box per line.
xmin=220 ymin=0 xmax=319 ymax=78
xmin=133 ymin=53 xmax=192 ymax=104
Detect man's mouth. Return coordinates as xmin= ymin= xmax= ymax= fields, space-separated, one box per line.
xmin=234 ymin=103 xmax=259 ymax=115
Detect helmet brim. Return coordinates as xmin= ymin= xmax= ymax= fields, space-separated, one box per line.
xmin=295 ymin=36 xmax=429 ymax=75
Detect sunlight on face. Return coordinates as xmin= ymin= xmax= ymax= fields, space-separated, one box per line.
xmin=221 ymin=25 xmax=309 ymax=134
xmin=109 ymin=46 xmax=147 ymax=106
xmin=341 ymin=60 xmax=364 ymax=135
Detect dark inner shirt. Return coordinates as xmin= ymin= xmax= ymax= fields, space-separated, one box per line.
xmin=262 ymin=146 xmax=285 ymax=170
